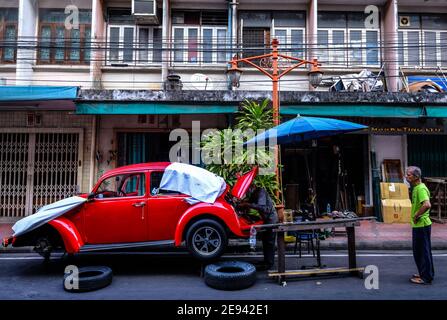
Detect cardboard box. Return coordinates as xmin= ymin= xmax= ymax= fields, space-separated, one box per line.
xmin=380 ymin=182 xmax=410 ymax=200
xmin=381 ymin=199 xmax=412 ymax=223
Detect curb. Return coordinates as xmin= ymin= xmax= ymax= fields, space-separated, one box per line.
xmin=2 ymin=241 xmax=447 ymax=254
xmin=1 ymin=246 xmax=34 ymax=254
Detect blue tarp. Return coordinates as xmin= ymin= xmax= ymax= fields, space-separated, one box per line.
xmin=408 ymin=76 xmax=447 ymax=91
xmin=0 ymin=86 xmax=78 ymax=102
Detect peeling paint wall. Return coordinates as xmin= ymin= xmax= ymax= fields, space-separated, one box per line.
xmin=79 ymin=89 xmax=447 ymax=105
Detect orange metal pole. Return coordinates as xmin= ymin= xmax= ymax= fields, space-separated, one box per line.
xmin=271 ymin=39 xmax=282 ymax=209
xmin=271 ymin=39 xmax=279 ymax=126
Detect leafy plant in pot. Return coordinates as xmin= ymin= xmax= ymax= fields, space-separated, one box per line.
xmin=202 ymin=98 xmax=283 ymax=220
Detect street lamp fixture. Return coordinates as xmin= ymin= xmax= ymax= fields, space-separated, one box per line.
xmin=225 ymin=58 xmax=243 ymax=88
xmin=308 ymin=59 xmax=323 ymax=88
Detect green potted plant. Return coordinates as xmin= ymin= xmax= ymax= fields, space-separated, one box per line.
xmin=202 ymin=98 xmax=282 ymax=210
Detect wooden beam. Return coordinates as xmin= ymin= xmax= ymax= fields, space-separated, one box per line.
xmin=268 ymin=267 xmax=365 ymax=277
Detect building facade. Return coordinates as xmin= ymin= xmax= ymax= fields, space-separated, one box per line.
xmin=1 ymin=0 xmax=447 ymax=220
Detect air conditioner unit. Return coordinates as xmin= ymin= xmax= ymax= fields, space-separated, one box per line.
xmin=399 ymin=16 xmax=410 ymax=27
xmin=132 ymin=0 xmax=159 ymax=25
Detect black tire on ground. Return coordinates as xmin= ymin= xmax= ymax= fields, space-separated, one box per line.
xmin=186 ymin=219 xmax=228 ymax=261
xmin=63 ymin=266 xmax=113 ymax=293
xmin=204 ymin=261 xmax=257 ymax=291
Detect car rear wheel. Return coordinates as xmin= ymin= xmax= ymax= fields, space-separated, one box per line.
xmin=186 ymin=219 xmax=227 ymax=261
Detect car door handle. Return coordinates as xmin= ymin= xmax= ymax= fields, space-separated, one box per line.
xmin=132 ymin=202 xmax=146 ymax=207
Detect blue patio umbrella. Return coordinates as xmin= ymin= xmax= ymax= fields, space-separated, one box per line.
xmin=244 ymin=115 xmax=368 ymax=146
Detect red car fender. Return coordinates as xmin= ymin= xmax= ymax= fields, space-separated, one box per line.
xmin=48 ymin=218 xmax=84 ymax=253
xmin=174 ymin=200 xmax=243 ymax=246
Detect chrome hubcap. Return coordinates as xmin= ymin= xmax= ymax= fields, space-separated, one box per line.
xmin=192 ymin=226 xmax=221 ymax=256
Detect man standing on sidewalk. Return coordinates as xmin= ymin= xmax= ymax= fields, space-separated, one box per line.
xmin=405 ymin=166 xmax=435 ymax=285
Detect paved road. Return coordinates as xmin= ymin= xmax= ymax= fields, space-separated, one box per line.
xmin=0 ymin=250 xmax=446 ymax=300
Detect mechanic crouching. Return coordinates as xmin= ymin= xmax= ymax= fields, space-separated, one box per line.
xmin=238 ymin=185 xmax=278 ymax=270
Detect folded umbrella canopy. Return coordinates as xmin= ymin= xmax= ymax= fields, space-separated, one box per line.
xmin=244 ymin=115 xmax=367 ymax=146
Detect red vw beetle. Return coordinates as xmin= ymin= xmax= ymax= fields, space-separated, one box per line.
xmin=3 ymin=162 xmax=262 ymax=261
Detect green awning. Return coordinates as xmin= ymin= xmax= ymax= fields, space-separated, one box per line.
xmin=76 ymin=102 xmax=238 ymax=114
xmin=281 ymin=104 xmax=425 ymax=118
xmin=425 ymin=106 xmax=447 ymax=118
xmin=76 ymin=102 xmax=430 ymax=118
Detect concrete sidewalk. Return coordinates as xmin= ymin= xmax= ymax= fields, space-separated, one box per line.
xmin=315 ymin=220 xmax=447 ymax=250
xmin=1 ymin=220 xmax=447 ymax=253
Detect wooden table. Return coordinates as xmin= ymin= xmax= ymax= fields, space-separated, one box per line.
xmin=252 ymin=217 xmax=376 ymax=285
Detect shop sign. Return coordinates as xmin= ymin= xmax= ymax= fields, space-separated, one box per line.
xmin=369 ymin=126 xmax=444 ymax=134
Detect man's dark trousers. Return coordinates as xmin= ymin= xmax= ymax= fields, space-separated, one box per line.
xmin=412 ymin=225 xmax=435 ymax=283
xmin=261 ymin=214 xmax=278 ymax=267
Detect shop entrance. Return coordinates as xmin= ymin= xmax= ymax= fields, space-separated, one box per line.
xmin=0 ymin=129 xmax=83 ymax=219
xmin=117 ymin=132 xmax=175 ymax=166
xmin=281 ymin=134 xmax=367 ymax=216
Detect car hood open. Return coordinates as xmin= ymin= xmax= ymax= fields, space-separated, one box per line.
xmin=230 ymin=167 xmax=258 ymax=200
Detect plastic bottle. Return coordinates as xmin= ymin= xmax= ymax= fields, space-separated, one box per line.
xmin=327 ymin=203 xmax=331 ymax=214
xmin=249 ymin=226 xmax=257 ymax=249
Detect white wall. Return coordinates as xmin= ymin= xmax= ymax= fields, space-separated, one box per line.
xmin=32 ymin=69 xmax=91 ymax=87
xmin=39 ymin=0 xmax=92 ymax=9
xmin=101 ymin=70 xmax=162 ymax=90
xmin=236 ymin=72 xmax=310 ymax=91
xmin=0 ymin=0 xmax=18 ymax=7
xmin=0 ymin=72 xmax=16 ymax=85
xmin=175 ymin=70 xmax=228 ymax=91
xmin=370 ymin=134 xmax=407 ymax=179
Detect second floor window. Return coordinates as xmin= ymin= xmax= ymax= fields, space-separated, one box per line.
xmin=107 ymin=25 xmax=162 ymax=65
xmin=38 ymin=9 xmax=91 ymax=65
xmin=398 ymin=14 xmax=447 ymax=68
xmin=172 ymin=10 xmax=227 ymax=65
xmin=0 ymin=8 xmax=18 ymax=63
xmin=240 ymin=11 xmax=306 ymax=65
xmin=318 ymin=12 xmax=380 ymax=68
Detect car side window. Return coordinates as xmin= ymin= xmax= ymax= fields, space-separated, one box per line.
xmin=122 ymin=173 xmax=146 ymax=196
xmin=96 ymin=173 xmax=146 ymax=198
xmin=150 ymin=171 xmax=180 ymax=196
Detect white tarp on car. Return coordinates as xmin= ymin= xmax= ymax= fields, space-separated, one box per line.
xmin=159 ymin=163 xmax=226 ymax=204
xmin=12 ymin=196 xmax=87 ymax=237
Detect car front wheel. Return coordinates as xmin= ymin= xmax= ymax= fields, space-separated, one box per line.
xmin=186 ymin=219 xmax=228 ymax=261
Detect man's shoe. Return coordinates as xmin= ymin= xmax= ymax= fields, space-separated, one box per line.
xmin=410 ymin=277 xmax=432 ymax=285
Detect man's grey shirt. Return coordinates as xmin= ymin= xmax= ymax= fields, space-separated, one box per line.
xmin=248 ymin=188 xmax=278 ymax=224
